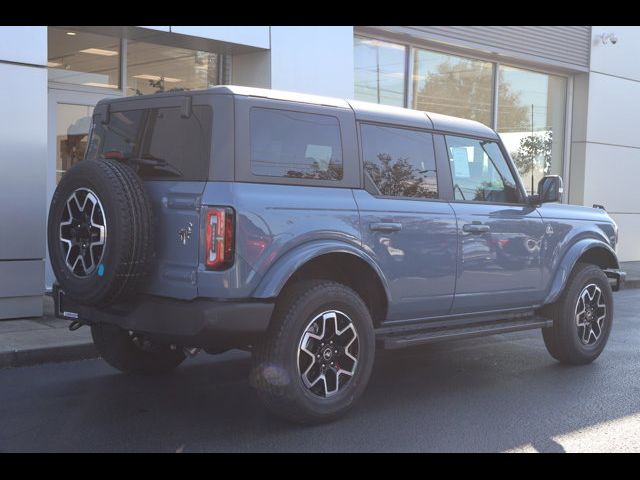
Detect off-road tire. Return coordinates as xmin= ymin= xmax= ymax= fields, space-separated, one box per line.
xmin=542 ymin=263 xmax=613 ymax=365
xmin=47 ymin=158 xmax=154 ymax=306
xmin=250 ymin=280 xmax=375 ymax=424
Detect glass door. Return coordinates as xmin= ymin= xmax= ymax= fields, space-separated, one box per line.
xmin=46 ymin=88 xmax=120 ymax=289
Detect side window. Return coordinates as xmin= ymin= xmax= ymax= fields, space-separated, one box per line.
xmin=250 ymin=108 xmax=343 ymax=180
xmin=138 ymin=105 xmax=212 ymax=180
xmin=360 ymin=123 xmax=438 ymax=199
xmin=446 ymin=135 xmax=520 ymax=204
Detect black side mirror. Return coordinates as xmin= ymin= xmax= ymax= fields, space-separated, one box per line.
xmin=533 ymin=175 xmax=563 ymax=204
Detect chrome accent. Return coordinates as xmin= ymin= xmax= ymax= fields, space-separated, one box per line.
xmin=297 ymin=310 xmax=359 ymax=398
xmin=575 ymin=283 xmax=607 ymax=345
xmin=178 ymin=222 xmax=193 ymax=245
xmin=58 ymin=188 xmax=107 ymax=277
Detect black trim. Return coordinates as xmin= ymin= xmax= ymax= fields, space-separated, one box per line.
xmin=54 ymin=284 xmax=274 ymax=349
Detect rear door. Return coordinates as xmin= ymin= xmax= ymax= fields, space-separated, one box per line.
xmin=93 ymin=96 xmax=214 ymax=300
xmin=353 ymin=123 xmax=457 ymax=322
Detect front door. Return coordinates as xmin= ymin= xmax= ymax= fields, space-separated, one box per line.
xmin=46 ymin=88 xmax=120 ymax=289
xmin=443 ymin=134 xmax=546 ymax=314
xmin=354 ymin=123 xmax=457 ymax=322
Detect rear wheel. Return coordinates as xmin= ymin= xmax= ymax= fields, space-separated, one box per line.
xmin=250 ymin=280 xmax=375 ymax=424
xmin=91 ymin=323 xmax=186 ymax=375
xmin=542 ymin=263 xmax=613 ymax=365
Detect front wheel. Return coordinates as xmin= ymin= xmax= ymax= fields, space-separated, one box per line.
xmin=542 ymin=263 xmax=613 ymax=365
xmin=250 ymin=280 xmax=375 ymax=424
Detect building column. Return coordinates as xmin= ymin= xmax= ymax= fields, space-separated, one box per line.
xmin=0 ymin=27 xmax=48 ymax=319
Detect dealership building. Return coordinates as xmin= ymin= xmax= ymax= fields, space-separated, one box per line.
xmin=1 ymin=25 xmax=638 ymax=319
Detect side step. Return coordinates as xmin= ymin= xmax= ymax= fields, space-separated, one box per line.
xmin=380 ymin=317 xmax=552 ymax=350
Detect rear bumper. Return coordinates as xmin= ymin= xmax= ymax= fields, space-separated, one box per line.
xmin=53 ymin=284 xmax=274 ymax=348
xmin=604 ymin=269 xmax=626 ymax=291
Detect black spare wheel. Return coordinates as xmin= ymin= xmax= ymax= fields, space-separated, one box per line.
xmin=48 ymin=158 xmax=154 ymax=306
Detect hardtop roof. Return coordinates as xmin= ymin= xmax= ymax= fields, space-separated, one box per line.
xmin=98 ymin=85 xmax=499 ymax=139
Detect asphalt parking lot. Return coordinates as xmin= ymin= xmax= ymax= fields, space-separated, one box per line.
xmin=1 ymin=288 xmax=639 ymax=452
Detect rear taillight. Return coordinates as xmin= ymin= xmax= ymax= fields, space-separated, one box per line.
xmin=205 ymin=207 xmax=234 ymax=270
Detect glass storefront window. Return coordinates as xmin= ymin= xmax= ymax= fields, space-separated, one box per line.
xmin=126 ymin=41 xmax=221 ymax=96
xmin=354 ymin=37 xmax=406 ymax=107
xmin=497 ymin=66 xmax=567 ymax=194
xmin=48 ymin=28 xmax=120 ymax=89
xmin=56 ymin=104 xmax=94 ymax=183
xmin=412 ymin=49 xmax=494 ymax=127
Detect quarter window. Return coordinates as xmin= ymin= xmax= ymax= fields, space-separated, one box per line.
xmin=446 ymin=135 xmax=520 ymax=204
xmin=361 ymin=124 xmax=438 ymax=199
xmin=250 ymin=108 xmax=343 ymax=180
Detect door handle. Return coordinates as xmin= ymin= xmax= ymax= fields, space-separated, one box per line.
xmin=370 ymin=222 xmax=402 ymax=232
xmin=462 ymin=223 xmax=490 ymax=234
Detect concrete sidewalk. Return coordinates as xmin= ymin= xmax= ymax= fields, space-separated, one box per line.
xmin=1 ymin=261 xmax=639 ymax=369
xmin=0 ymin=296 xmax=96 ymax=368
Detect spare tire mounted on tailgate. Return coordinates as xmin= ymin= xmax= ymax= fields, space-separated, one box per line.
xmin=47 ymin=158 xmax=154 ymax=306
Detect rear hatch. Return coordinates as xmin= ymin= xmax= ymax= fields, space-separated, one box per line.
xmin=91 ymin=96 xmax=213 ymax=300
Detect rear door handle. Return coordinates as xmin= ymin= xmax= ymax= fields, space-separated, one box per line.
xmin=462 ymin=223 xmax=490 ymax=234
xmin=370 ymin=222 xmax=402 ymax=232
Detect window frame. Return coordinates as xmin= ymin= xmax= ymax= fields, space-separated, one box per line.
xmin=357 ymin=120 xmax=443 ymax=202
xmin=353 ymin=29 xmax=572 ymax=203
xmin=440 ymin=132 xmax=530 ymax=206
xmin=88 ymin=94 xmax=215 ymax=182
xmin=234 ymin=96 xmax=360 ymax=189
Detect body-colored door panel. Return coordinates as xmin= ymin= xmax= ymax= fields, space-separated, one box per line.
xmin=353 ymin=190 xmax=458 ymax=321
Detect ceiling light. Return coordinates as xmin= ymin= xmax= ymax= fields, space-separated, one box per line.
xmin=82 ymin=82 xmax=118 ymax=89
xmin=79 ymin=48 xmax=118 ymax=56
xmin=133 ymin=74 xmax=182 ymax=83
xmin=66 ymin=32 xmax=76 ymax=36
xmin=47 ymin=61 xmax=62 ymax=68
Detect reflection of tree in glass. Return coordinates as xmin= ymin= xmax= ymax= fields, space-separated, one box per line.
xmin=286 ymin=161 xmax=343 ymax=180
xmin=414 ymin=60 xmax=528 ymax=128
xmin=512 ymin=131 xmax=552 ymax=177
xmin=365 ymin=153 xmax=437 ymax=198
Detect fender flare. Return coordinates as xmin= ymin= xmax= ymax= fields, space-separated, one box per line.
xmin=544 ymin=239 xmax=619 ymax=305
xmin=251 ymin=239 xmax=391 ymax=301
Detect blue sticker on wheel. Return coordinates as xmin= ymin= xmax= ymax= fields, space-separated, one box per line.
xmin=97 ymin=264 xmax=105 ymax=277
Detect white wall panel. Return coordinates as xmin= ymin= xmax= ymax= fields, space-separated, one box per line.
xmin=591 ymin=26 xmax=640 ymax=81
xmin=608 ymin=213 xmax=640 ymax=262
xmin=0 ymin=26 xmax=46 ymax=65
xmin=582 ymin=142 xmax=640 ymax=213
xmin=270 ymin=26 xmax=354 ymax=98
xmin=586 ymin=72 xmax=640 ymax=149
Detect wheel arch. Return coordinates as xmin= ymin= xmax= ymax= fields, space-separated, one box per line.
xmin=544 ymin=239 xmax=619 ymax=305
xmin=252 ymin=241 xmax=390 ymax=326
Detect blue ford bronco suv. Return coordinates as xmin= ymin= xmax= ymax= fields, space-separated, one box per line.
xmin=49 ymin=86 xmax=625 ymax=424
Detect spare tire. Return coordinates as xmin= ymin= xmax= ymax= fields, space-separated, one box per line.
xmin=47 ymin=158 xmax=154 ymax=306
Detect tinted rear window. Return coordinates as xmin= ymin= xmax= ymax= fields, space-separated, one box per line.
xmin=250 ymin=108 xmax=343 ymax=180
xmin=361 ymin=123 xmax=438 ymax=199
xmin=87 ymin=104 xmax=213 ymax=181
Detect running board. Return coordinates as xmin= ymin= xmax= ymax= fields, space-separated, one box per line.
xmin=380 ymin=317 xmax=552 ymax=350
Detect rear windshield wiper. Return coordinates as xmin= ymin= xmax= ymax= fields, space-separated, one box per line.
xmin=129 ymin=155 xmax=184 ymax=178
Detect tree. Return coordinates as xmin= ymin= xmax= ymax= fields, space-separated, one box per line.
xmin=364 ymin=153 xmax=437 ymax=198
xmin=413 ymin=58 xmax=529 ymax=129
xmin=511 ymin=130 xmax=553 ymax=177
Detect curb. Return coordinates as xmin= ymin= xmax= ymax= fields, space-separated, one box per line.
xmin=0 ymin=342 xmax=98 ymax=369
xmin=623 ymin=279 xmax=640 ymax=290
